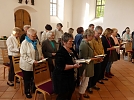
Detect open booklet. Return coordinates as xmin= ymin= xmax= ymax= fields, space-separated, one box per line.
xmin=75 ymin=59 xmax=91 ymax=64
xmin=94 ymin=54 xmax=107 ymax=58
xmin=113 ymin=46 xmax=120 ymax=48
xmin=37 ymin=58 xmax=48 ymax=63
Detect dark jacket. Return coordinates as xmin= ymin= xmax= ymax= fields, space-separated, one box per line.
xmin=109 ymin=37 xmax=119 ymax=61
xmin=53 ymin=46 xmax=75 ymax=94
xmin=132 ymin=31 xmax=134 ymax=49
xmin=42 ymin=39 xmax=57 ymax=72
xmin=42 ymin=39 xmax=57 ymax=57
xmin=101 ymin=35 xmax=111 ymax=57
xmin=20 ymin=33 xmax=26 ymax=44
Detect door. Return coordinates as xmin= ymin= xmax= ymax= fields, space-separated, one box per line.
xmin=14 ymin=9 xmax=31 ymax=35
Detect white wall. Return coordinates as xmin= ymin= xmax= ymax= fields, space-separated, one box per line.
xmin=50 ymin=0 xmax=73 ymax=33
xmin=0 ymin=0 xmax=73 ymax=39
xmin=72 ymin=0 xmax=134 ymax=36
xmin=2 ymin=0 xmax=134 ymax=38
xmin=72 ymin=0 xmax=96 ymax=35
xmin=103 ymin=0 xmax=134 ymax=35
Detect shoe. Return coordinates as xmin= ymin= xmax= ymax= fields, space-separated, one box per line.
xmin=92 ymin=86 xmax=100 ymax=90
xmin=109 ymin=72 xmax=114 ymax=76
xmin=16 ymin=79 xmax=20 ymax=83
xmin=87 ymin=88 xmax=93 ymax=94
xmin=7 ymin=81 xmax=14 ymax=86
xmin=105 ymin=73 xmax=112 ymax=78
xmin=83 ymin=94 xmax=90 ymax=98
xmin=102 ymin=78 xmax=108 ymax=81
xmin=26 ymin=93 xmax=32 ymax=98
xmin=98 ymin=81 xmax=104 ymax=84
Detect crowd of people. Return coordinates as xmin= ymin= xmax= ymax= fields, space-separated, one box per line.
xmin=5 ymin=23 xmax=134 ymax=100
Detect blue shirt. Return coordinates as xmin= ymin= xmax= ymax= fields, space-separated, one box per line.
xmin=74 ymin=34 xmax=83 ymax=53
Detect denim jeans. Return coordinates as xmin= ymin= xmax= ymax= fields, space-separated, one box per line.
xmin=106 ymin=62 xmax=113 ymax=73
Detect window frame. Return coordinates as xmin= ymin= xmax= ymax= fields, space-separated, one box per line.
xmin=95 ymin=0 xmax=105 ymax=18
xmin=50 ymin=0 xmax=58 ymax=16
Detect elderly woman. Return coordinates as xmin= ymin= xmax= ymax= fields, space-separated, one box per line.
xmin=6 ymin=27 xmax=21 ymax=86
xmin=20 ymin=28 xmax=42 ymax=98
xmin=78 ymin=29 xmax=100 ymax=100
xmin=53 ymin=33 xmax=81 ymax=100
xmin=42 ymin=31 xmax=57 ymax=75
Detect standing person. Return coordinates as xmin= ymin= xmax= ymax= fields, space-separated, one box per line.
xmin=132 ymin=31 xmax=134 ymax=63
xmin=105 ymin=28 xmax=119 ymax=78
xmin=68 ymin=28 xmax=74 ymax=36
xmin=41 ymin=24 xmax=52 ymax=42
xmin=53 ymin=23 xmax=64 ymax=49
xmin=74 ymin=27 xmax=84 ymax=54
xmin=20 ymin=25 xmax=31 ymax=43
xmin=78 ymin=29 xmax=100 ymax=100
xmin=6 ymin=27 xmax=21 ymax=86
xmin=54 ymin=23 xmax=64 ymax=43
xmin=111 ymin=28 xmax=120 ymax=60
xmin=87 ymin=26 xmax=104 ymax=94
xmin=20 ymin=28 xmax=42 ymax=98
xmin=122 ymin=28 xmax=131 ymax=41
xmin=101 ymin=28 xmax=116 ymax=78
xmin=42 ymin=31 xmax=57 ymax=76
xmin=122 ymin=27 xmax=130 ymax=37
xmin=88 ymin=24 xmax=94 ymax=31
xmin=53 ymin=33 xmax=81 ymax=100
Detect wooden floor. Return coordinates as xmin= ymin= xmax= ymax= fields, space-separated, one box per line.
xmin=0 ymin=58 xmax=134 ymax=100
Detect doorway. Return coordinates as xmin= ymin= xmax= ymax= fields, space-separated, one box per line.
xmin=14 ymin=9 xmax=31 ymax=35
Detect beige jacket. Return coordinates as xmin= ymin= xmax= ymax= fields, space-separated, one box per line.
xmin=53 ymin=29 xmax=63 ymax=43
xmin=6 ymin=35 xmax=20 ymax=56
xmin=20 ymin=40 xmax=42 ymax=71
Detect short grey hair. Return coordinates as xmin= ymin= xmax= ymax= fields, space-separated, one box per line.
xmin=83 ymin=29 xmax=95 ymax=38
xmin=95 ymin=26 xmax=103 ymax=32
xmin=46 ymin=31 xmax=54 ymax=38
xmin=27 ymin=28 xmax=37 ymax=35
xmin=62 ymin=32 xmax=73 ymax=43
xmin=23 ymin=25 xmax=31 ymax=30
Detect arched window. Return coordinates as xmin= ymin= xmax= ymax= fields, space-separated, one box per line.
xmin=96 ymin=0 xmax=105 ymax=18
xmin=50 ymin=0 xmax=57 ymax=16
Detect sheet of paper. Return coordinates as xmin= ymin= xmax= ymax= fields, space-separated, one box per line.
xmin=38 ymin=58 xmax=48 ymax=63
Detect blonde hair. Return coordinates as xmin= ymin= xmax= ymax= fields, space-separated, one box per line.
xmin=12 ymin=27 xmax=21 ymax=35
xmin=103 ymin=28 xmax=113 ymax=37
xmin=83 ymin=29 xmax=94 ymax=38
xmin=112 ymin=28 xmax=118 ymax=33
xmin=27 ymin=28 xmax=37 ymax=35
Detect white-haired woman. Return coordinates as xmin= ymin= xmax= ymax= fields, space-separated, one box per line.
xmin=20 ymin=25 xmax=31 ymax=43
xmin=42 ymin=31 xmax=57 ymax=76
xmin=6 ymin=27 xmax=21 ymax=86
xmin=20 ymin=28 xmax=42 ymax=98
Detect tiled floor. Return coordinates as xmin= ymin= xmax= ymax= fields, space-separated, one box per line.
xmin=0 ymin=58 xmax=134 ymax=100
